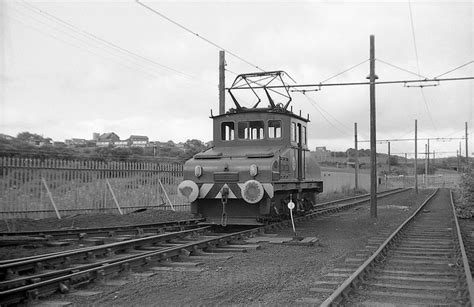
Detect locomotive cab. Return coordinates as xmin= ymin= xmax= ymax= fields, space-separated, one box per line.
xmin=178 ymin=71 xmax=323 ymax=225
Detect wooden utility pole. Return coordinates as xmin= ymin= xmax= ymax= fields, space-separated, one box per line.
xmin=219 ymin=50 xmax=225 ymax=115
xmin=425 ymin=144 xmax=428 ymax=180
xmin=457 ymin=149 xmax=461 ymax=173
xmin=427 ymin=139 xmax=430 ymax=172
xmin=354 ymin=122 xmax=359 ymax=190
xmin=369 ymin=35 xmax=377 ymax=218
xmin=466 ymin=122 xmax=469 ymax=167
xmin=460 ymin=141 xmax=463 ymax=171
xmin=415 ymin=119 xmax=418 ymax=193
xmin=387 ymin=141 xmax=391 ymax=174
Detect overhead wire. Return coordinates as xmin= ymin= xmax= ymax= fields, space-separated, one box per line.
xmin=302 ymin=94 xmax=351 ymax=137
xmin=435 ymin=60 xmax=474 ymax=78
xmin=298 ymin=59 xmax=371 ymax=140
xmin=376 ymin=58 xmax=428 ymax=79
xmin=6 ymin=6 xmax=162 ymax=79
xmin=135 ymin=0 xmax=265 ymax=72
xmin=14 ymin=1 xmax=216 ymax=90
xmin=319 ymin=59 xmax=369 ymax=84
xmin=407 ymin=0 xmax=438 ymax=135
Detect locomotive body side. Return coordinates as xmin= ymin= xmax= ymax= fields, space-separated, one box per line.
xmin=178 ymin=108 xmax=323 ymax=225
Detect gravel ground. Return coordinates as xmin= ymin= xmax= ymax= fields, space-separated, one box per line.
xmin=42 ymin=189 xmax=433 ymax=306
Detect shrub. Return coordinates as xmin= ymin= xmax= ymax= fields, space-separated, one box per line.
xmin=457 ymin=167 xmax=474 ymax=218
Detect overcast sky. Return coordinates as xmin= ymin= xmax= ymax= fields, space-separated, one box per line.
xmin=1 ymin=0 xmax=473 ymax=157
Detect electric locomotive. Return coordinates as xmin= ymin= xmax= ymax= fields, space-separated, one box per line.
xmin=178 ymin=71 xmax=323 ymax=225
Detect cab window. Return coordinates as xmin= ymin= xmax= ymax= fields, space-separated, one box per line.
xmin=238 ymin=121 xmax=264 ymax=140
xmin=268 ymin=120 xmax=282 ymax=139
xmin=221 ymin=122 xmax=235 ymax=141
xmin=291 ymin=122 xmax=297 ymax=142
xmin=302 ymin=126 xmax=307 ymax=145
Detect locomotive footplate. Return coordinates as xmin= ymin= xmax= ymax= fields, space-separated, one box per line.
xmin=203 ymin=217 xmax=264 ymax=226
xmin=273 ymin=180 xmax=323 ymax=192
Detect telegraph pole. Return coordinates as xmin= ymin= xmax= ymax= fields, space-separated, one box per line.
xmin=414 ymin=119 xmax=418 ymax=193
xmin=388 ymin=141 xmax=391 ymax=174
xmin=427 ymin=139 xmax=430 ymax=172
xmin=219 ymin=50 xmax=225 ymax=115
xmin=425 ymin=143 xmax=428 ymax=179
xmin=457 ymin=149 xmax=461 ymax=173
xmin=460 ymin=141 xmax=463 ymax=171
xmin=354 ymin=122 xmax=359 ymax=190
xmin=466 ymin=122 xmax=469 ymax=167
xmin=369 ymin=35 xmax=377 ymax=218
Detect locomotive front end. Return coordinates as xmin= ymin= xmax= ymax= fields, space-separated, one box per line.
xmin=177 ymin=71 xmax=323 ymax=226
xmin=178 ymin=147 xmax=278 ymax=225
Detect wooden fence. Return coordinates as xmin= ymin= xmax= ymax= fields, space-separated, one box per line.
xmin=0 ymin=157 xmax=187 ymax=219
xmin=384 ymin=174 xmax=461 ymax=189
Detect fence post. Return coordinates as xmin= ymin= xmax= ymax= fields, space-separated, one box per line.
xmin=41 ymin=177 xmax=61 ymax=219
xmin=158 ymin=178 xmax=175 ymax=211
xmin=106 ymin=179 xmax=123 ymax=215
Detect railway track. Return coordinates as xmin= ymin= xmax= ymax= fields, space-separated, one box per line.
xmin=0 ymin=219 xmax=203 ymax=242
xmin=287 ymin=188 xmax=410 ymax=226
xmin=0 ymin=226 xmax=262 ymax=305
xmin=0 ymin=188 xmax=411 ymax=305
xmin=319 ymin=188 xmax=474 ymax=306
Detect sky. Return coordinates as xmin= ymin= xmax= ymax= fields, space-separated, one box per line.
xmin=0 ymin=0 xmax=473 ymax=158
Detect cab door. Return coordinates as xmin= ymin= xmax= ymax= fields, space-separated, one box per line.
xmin=291 ymin=121 xmax=305 ymax=181
xmin=297 ymin=123 xmax=304 ymax=180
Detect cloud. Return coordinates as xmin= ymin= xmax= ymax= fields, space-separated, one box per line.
xmin=1 ymin=0 xmax=472 ymax=157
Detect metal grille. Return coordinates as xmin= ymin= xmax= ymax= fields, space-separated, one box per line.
xmin=213 ymin=172 xmax=239 ymax=182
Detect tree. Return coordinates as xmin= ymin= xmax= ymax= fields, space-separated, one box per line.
xmin=17 ymin=132 xmax=44 ymax=142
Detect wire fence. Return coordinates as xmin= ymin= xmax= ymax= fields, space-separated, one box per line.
xmin=0 ymin=157 xmax=187 ymax=219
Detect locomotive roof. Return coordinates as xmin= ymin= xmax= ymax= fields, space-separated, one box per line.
xmin=211 ymin=106 xmax=309 ymax=123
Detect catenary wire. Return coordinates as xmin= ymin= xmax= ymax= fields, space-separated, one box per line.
xmin=7 ymin=8 xmax=217 ymax=100
xmin=135 ymin=0 xmax=265 ymax=72
xmin=376 ymin=58 xmax=428 ymax=79
xmin=435 ymin=60 xmax=474 ymax=79
xmin=18 ymin=1 xmax=211 ymax=85
xmin=319 ymin=59 xmax=369 ymax=84
xmin=302 ymin=94 xmax=352 ymax=137
xmin=5 ymin=9 xmax=163 ymax=80
xmin=407 ymin=0 xmax=438 ymax=135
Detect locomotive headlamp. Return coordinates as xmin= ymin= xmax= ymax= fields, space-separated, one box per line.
xmin=249 ymin=164 xmax=258 ymax=177
xmin=177 ymin=180 xmax=199 ymax=203
xmin=241 ymin=180 xmax=264 ymax=204
xmin=194 ymin=165 xmax=203 ymax=178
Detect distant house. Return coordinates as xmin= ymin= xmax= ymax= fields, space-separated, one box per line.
xmin=114 ymin=140 xmax=130 ymax=148
xmin=129 ymin=135 xmax=149 ymax=147
xmin=315 ymin=146 xmax=330 ymax=161
xmin=96 ymin=141 xmax=112 ymax=147
xmin=99 ymin=132 xmax=120 ymax=142
xmin=97 ymin=132 xmax=120 ymax=147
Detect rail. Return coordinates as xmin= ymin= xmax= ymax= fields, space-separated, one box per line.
xmin=449 ymin=190 xmax=474 ymax=304
xmin=320 ymin=188 xmax=439 ymax=306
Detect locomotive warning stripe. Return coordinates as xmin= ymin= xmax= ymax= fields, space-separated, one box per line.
xmin=198 ymin=182 xmax=273 ymax=199
xmin=203 ymin=183 xmax=224 ymax=199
